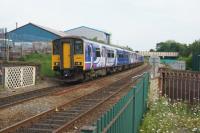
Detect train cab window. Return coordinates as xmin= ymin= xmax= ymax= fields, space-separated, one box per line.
xmin=96 ymin=48 xmax=100 ymax=57
xmin=53 ymin=42 xmax=59 ymax=55
xmin=74 ymin=40 xmax=83 ymax=54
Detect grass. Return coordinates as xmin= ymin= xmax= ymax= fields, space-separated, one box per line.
xmin=20 ymin=53 xmax=55 ymax=77
xmin=140 ymin=97 xmax=200 ymax=133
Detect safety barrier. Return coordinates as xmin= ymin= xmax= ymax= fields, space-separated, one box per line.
xmin=4 ymin=66 xmax=36 ymax=89
xmin=81 ymin=72 xmax=150 ymax=133
xmin=159 ymin=68 xmax=200 ymax=104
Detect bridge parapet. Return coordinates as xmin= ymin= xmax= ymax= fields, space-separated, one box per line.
xmin=138 ymin=51 xmax=179 ymax=57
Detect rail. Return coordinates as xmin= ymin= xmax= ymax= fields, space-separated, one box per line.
xmin=81 ymin=72 xmax=150 ymax=133
xmin=0 ymin=65 xmax=150 ymax=133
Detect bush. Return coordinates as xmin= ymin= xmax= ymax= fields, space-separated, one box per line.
xmin=19 ymin=53 xmax=55 ymax=77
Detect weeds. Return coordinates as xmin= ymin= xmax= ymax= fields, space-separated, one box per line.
xmin=140 ymin=97 xmax=200 ymax=133
xmin=20 ymin=53 xmax=55 ymax=77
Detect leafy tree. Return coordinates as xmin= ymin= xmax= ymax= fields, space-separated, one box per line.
xmin=149 ymin=49 xmax=155 ymax=52
xmin=156 ymin=40 xmax=188 ymax=57
xmin=189 ymin=40 xmax=200 ymax=54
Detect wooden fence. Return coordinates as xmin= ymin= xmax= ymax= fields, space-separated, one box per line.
xmin=159 ymin=68 xmax=200 ymax=104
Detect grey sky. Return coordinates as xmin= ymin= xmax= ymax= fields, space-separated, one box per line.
xmin=1 ymin=0 xmax=200 ymax=50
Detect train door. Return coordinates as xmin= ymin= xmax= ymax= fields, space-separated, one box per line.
xmin=85 ymin=44 xmax=93 ymax=69
xmin=102 ymin=46 xmax=107 ymax=67
xmin=63 ymin=43 xmax=71 ymax=68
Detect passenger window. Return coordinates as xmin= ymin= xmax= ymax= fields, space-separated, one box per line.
xmin=96 ymin=48 xmax=100 ymax=57
xmin=111 ymin=52 xmax=114 ymax=58
xmin=107 ymin=53 xmax=110 ymax=57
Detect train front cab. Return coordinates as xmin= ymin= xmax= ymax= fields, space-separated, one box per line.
xmin=52 ymin=37 xmax=85 ymax=81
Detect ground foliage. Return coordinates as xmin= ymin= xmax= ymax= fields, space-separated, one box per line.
xmin=140 ymin=97 xmax=200 ymax=133
xmin=19 ymin=53 xmax=55 ymax=77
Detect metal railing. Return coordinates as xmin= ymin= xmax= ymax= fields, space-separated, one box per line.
xmin=81 ymin=72 xmax=150 ymax=133
xmin=159 ymin=68 xmax=200 ymax=104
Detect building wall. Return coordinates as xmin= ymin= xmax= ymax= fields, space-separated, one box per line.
xmin=8 ymin=24 xmax=60 ymax=42
xmin=65 ymin=27 xmax=110 ymax=44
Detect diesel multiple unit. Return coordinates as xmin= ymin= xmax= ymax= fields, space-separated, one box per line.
xmin=52 ymin=36 xmax=144 ymax=81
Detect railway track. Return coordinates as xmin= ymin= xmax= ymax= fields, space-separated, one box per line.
xmin=0 ymin=64 xmax=143 ymax=110
xmin=0 ymin=64 xmax=150 ymax=133
xmin=0 ymin=85 xmax=66 ymax=109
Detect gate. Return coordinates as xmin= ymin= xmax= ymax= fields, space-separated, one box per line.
xmin=4 ymin=66 xmax=36 ymax=89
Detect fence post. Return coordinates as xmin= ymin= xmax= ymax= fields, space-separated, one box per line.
xmin=132 ymin=86 xmax=136 ymax=133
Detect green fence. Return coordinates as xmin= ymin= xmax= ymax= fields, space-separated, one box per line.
xmin=81 ymin=72 xmax=150 ymax=133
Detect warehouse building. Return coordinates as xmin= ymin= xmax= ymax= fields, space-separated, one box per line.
xmin=8 ymin=23 xmax=66 ymax=42
xmin=7 ymin=22 xmax=111 ymax=60
xmin=65 ymin=26 xmax=111 ymax=44
xmin=7 ymin=23 xmax=67 ymax=59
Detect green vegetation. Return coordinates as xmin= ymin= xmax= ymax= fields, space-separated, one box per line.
xmin=155 ymin=40 xmax=200 ymax=69
xmin=140 ymin=97 xmax=200 ymax=133
xmin=20 ymin=53 xmax=55 ymax=77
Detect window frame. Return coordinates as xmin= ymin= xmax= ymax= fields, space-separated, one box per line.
xmin=74 ymin=40 xmax=83 ymax=54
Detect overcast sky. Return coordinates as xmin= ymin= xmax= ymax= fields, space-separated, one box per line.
xmin=1 ymin=0 xmax=200 ymax=50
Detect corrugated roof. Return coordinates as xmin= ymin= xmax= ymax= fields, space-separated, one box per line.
xmin=31 ymin=23 xmax=67 ymax=37
xmin=65 ymin=26 xmax=111 ymax=35
xmin=9 ymin=22 xmax=67 ymax=37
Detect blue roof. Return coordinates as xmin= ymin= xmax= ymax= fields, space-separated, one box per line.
xmin=8 ymin=23 xmax=67 ymax=42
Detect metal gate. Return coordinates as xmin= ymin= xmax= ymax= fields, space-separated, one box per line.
xmin=4 ymin=66 xmax=36 ymax=89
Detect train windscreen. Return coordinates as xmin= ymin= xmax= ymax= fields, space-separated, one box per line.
xmin=74 ymin=40 xmax=83 ymax=54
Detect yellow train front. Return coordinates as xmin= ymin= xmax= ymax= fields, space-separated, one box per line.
xmin=52 ymin=37 xmax=85 ymax=81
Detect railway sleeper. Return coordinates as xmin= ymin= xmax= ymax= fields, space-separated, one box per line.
xmin=55 ymin=111 xmax=79 ymax=115
xmin=31 ymin=123 xmax=60 ymax=129
xmin=76 ymin=102 xmax=96 ymax=106
xmin=43 ymin=119 xmax=67 ymax=124
xmin=50 ymin=115 xmax=75 ymax=120
xmin=67 ymin=107 xmax=90 ymax=111
xmin=23 ymin=127 xmax=52 ymax=133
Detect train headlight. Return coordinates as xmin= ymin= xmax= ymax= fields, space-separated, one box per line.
xmin=54 ymin=62 xmax=59 ymax=66
xmin=75 ymin=62 xmax=82 ymax=65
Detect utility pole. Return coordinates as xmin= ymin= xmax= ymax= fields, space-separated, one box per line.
xmin=5 ymin=28 xmax=9 ymax=61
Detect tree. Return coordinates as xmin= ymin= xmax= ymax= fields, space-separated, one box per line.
xmin=156 ymin=40 xmax=188 ymax=57
xmin=149 ymin=49 xmax=155 ymax=52
xmin=189 ymin=40 xmax=200 ymax=54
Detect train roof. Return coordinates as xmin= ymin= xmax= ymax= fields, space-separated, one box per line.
xmin=57 ymin=36 xmax=135 ymax=54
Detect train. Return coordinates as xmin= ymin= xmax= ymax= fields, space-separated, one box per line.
xmin=52 ymin=36 xmax=144 ymax=81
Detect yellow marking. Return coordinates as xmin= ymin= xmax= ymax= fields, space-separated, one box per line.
xmin=52 ymin=55 xmax=60 ymax=70
xmin=74 ymin=54 xmax=84 ymax=66
xmin=63 ymin=43 xmax=71 ymax=68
